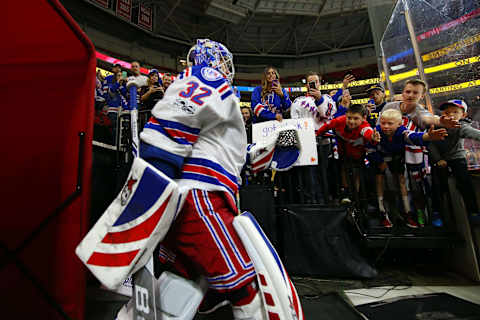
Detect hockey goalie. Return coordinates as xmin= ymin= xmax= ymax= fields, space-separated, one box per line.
xmin=76 ymin=38 xmax=304 ymax=320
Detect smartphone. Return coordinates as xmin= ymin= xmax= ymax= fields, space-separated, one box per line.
xmin=308 ymin=81 xmax=316 ymax=89
xmin=121 ymin=71 xmax=127 ymax=78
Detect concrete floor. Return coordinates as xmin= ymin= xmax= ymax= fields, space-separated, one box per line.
xmin=86 ymin=276 xmax=480 ymax=319
xmin=346 ymin=285 xmax=480 ymax=306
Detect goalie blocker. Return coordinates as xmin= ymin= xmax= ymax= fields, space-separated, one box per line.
xmin=247 ymin=125 xmax=302 ymax=173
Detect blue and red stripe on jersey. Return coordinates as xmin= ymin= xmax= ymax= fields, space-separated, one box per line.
xmin=218 ymin=82 xmax=233 ymax=100
xmin=218 ymin=83 xmax=230 ymax=93
xmin=145 ymin=117 xmax=200 ymax=146
xmin=181 ymin=157 xmax=239 ymax=210
xmin=253 ymin=103 xmax=266 ymax=117
xmin=182 ymin=158 xmax=239 ymax=194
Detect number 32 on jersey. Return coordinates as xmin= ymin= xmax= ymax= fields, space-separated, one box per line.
xmin=179 ymin=81 xmax=212 ymax=106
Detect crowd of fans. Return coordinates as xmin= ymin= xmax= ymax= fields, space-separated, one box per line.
xmin=242 ymin=67 xmax=480 ymax=230
xmin=95 ymin=61 xmax=173 ymax=143
xmin=94 ymin=60 xmax=480 ymax=231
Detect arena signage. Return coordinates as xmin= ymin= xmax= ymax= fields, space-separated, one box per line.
xmin=422 ymin=33 xmax=480 ymax=62
xmin=389 ymin=55 xmax=480 ymax=83
xmin=319 ymin=78 xmax=381 ymax=90
xmin=138 ymin=4 xmax=153 ymax=31
xmin=417 ymin=8 xmax=480 ymax=41
xmin=116 ymin=0 xmax=132 ymax=21
xmin=429 ymin=79 xmax=480 ymax=94
xmin=387 ymin=8 xmax=480 ymax=64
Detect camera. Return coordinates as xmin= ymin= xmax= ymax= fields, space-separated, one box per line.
xmin=308 ymin=81 xmax=316 ymax=89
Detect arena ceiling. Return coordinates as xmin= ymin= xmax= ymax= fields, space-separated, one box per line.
xmin=62 ymin=0 xmax=388 ymax=62
xmin=141 ymin=0 xmax=375 ymax=57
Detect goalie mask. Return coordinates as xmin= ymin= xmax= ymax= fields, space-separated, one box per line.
xmin=187 ymin=39 xmax=235 ymax=83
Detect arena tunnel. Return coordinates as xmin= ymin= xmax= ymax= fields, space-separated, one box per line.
xmin=1 ymin=1 xmax=95 ymax=318
xmin=4 ymin=0 xmax=480 ymax=319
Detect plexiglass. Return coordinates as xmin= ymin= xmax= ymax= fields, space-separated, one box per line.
xmin=380 ymin=0 xmax=480 ymax=169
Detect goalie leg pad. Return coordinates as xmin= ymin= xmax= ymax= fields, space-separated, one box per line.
xmin=76 ymin=157 xmax=184 ymax=289
xmin=233 ymin=212 xmax=304 ymax=320
xmin=156 ymin=271 xmax=208 ymax=319
xmin=232 ymin=291 xmax=266 ymax=320
xmin=116 ymin=299 xmax=134 ymax=320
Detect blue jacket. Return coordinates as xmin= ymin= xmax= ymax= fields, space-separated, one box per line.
xmin=103 ymin=81 xmax=128 ymax=109
xmin=368 ymin=125 xmax=426 ymax=163
xmin=334 ymin=104 xmax=347 ymax=118
xmin=251 ymin=86 xmax=291 ymax=122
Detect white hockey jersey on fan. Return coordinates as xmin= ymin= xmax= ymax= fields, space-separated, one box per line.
xmin=140 ymin=65 xmax=246 ymax=209
xmin=290 ymin=94 xmax=337 ymax=130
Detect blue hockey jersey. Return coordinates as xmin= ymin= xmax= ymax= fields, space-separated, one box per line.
xmin=251 ymin=86 xmax=291 ymax=122
xmin=369 ymin=125 xmax=426 ymax=163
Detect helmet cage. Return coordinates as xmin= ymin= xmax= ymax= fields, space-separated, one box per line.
xmin=187 ymin=39 xmax=235 ymax=83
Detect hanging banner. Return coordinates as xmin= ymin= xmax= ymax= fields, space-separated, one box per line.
xmin=138 ymin=4 xmax=153 ymax=31
xmin=87 ymin=0 xmax=109 ymax=8
xmin=116 ymin=0 xmax=132 ymax=21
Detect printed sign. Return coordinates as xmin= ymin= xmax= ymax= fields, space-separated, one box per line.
xmin=252 ymin=118 xmax=318 ymax=166
xmin=116 ymin=0 xmax=132 ymax=21
xmin=138 ymin=4 xmax=153 ymax=31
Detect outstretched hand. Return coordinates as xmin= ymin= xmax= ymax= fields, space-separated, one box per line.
xmin=436 ymin=160 xmax=447 ymax=167
xmin=342 ymin=74 xmax=355 ymax=89
xmin=424 ymin=125 xmax=448 ymax=141
xmin=372 ymin=128 xmax=381 ymax=143
xmin=439 ymin=115 xmax=461 ymax=128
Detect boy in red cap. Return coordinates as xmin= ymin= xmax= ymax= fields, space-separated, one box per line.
xmin=429 ymin=99 xmax=480 ymax=226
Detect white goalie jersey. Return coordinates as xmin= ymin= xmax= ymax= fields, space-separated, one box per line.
xmin=140 ymin=66 xmax=246 ymax=210
xmin=290 ymin=94 xmax=336 ymax=131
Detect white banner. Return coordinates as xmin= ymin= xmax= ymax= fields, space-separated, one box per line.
xmin=252 ymin=118 xmax=318 ymax=166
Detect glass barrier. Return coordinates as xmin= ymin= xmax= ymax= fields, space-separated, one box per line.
xmin=380 ymin=0 xmax=480 ymax=169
